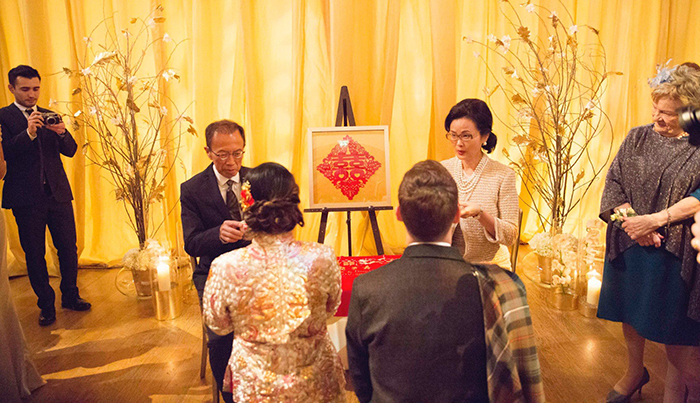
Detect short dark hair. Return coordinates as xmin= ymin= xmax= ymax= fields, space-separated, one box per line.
xmin=243 ymin=162 xmax=304 ymax=235
xmin=398 ymin=160 xmax=458 ymax=242
xmin=8 ymin=65 xmax=40 ymax=87
xmin=444 ymin=98 xmax=497 ymax=153
xmin=204 ymin=120 xmax=245 ymax=149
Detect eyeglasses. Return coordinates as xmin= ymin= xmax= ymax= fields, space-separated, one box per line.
xmin=445 ymin=132 xmax=475 ymax=142
xmin=211 ymin=150 xmax=245 ymax=160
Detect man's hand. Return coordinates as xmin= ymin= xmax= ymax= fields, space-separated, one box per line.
xmin=45 ymin=120 xmax=66 ymax=135
xmin=26 ymin=111 xmax=44 ymax=137
xmin=219 ymin=220 xmax=247 ymax=244
xmin=691 ymin=211 xmax=700 ymax=262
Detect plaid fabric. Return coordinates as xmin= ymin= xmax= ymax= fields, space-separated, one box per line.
xmin=474 ymin=264 xmax=545 ymax=403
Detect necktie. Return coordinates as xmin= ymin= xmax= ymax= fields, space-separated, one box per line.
xmin=26 ymin=108 xmax=47 ymax=186
xmin=226 ymin=179 xmax=241 ymax=220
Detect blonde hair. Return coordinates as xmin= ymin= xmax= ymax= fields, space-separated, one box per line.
xmin=651 ymin=65 xmax=700 ymax=108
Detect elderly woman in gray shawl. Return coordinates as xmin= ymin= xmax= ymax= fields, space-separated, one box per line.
xmin=599 ymin=64 xmax=700 ymax=403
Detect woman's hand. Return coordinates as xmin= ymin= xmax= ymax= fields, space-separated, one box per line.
xmin=458 ymin=202 xmax=482 ymax=219
xmin=621 ymin=214 xmax=663 ymax=240
xmin=636 ymin=231 xmax=664 ymax=247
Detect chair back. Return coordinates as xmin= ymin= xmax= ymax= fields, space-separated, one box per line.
xmin=509 ymin=208 xmax=524 ymax=273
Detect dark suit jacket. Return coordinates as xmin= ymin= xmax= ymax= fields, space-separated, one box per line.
xmin=0 ymin=104 xmax=77 ymax=208
xmin=346 ymin=244 xmax=489 ymax=403
xmin=180 ymin=163 xmax=251 ymax=291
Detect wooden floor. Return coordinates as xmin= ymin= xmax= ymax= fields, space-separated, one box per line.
xmin=10 ymin=249 xmax=669 ymax=403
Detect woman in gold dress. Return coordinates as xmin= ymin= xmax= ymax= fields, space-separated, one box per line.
xmin=203 ymin=162 xmax=345 ymax=403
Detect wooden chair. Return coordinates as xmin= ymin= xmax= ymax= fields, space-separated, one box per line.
xmin=190 ymin=255 xmax=220 ymax=403
xmin=509 ymin=208 xmax=524 ymax=273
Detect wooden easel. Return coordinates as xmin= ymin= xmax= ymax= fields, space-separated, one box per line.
xmin=304 ymin=86 xmax=393 ymax=256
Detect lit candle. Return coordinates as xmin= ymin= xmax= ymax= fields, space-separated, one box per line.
xmin=156 ymin=258 xmax=171 ymax=291
xmin=587 ymin=277 xmax=601 ymax=306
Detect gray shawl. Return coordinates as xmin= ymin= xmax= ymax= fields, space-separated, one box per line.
xmin=600 ymin=124 xmax=700 ymax=322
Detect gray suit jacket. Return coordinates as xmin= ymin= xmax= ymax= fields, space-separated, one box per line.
xmin=346 ymin=244 xmax=489 ymax=403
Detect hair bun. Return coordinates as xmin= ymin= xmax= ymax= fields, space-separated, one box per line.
xmin=482 ymin=132 xmax=497 ymax=153
xmin=244 ymin=195 xmax=304 ymax=234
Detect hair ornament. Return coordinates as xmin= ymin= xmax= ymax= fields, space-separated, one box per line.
xmin=240 ymin=181 xmax=254 ymax=212
xmin=648 ymin=59 xmax=676 ymax=88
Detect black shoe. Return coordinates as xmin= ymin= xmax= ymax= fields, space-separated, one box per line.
xmin=606 ymin=367 xmax=650 ymax=403
xmin=39 ymin=309 xmax=56 ymax=326
xmin=61 ymin=297 xmax=92 ymax=311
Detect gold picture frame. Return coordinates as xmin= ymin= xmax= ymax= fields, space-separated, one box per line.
xmin=307 ymin=126 xmax=391 ymax=208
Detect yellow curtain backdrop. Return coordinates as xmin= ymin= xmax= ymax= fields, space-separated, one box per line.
xmin=1 ymin=0 xmax=699 ymax=272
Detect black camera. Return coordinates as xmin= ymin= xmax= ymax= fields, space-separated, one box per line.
xmin=41 ymin=112 xmax=62 ymax=126
xmin=680 ymin=106 xmax=700 ymax=146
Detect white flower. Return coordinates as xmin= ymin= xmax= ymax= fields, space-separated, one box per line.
xmin=550 ymin=10 xmax=558 ymax=19
xmin=500 ymin=35 xmax=511 ymax=53
xmin=81 ymin=67 xmax=91 ymax=76
xmin=525 ymin=3 xmax=535 ymax=13
xmin=552 ymin=275 xmax=561 ymax=285
xmin=160 ymin=106 xmax=168 ymax=116
xmin=548 ymin=35 xmax=555 ymax=43
xmin=89 ymin=106 xmax=99 ymax=116
xmin=147 ymin=18 xmax=156 ymax=28
xmin=531 ymin=87 xmax=542 ymax=96
xmin=111 ymin=117 xmax=123 ymax=126
xmin=128 ymin=76 xmax=138 ymax=84
xmin=569 ymin=25 xmax=578 ymax=35
xmin=585 ymin=101 xmax=595 ymax=110
xmin=463 ymin=36 xmax=474 ymax=44
xmin=487 ymin=34 xmax=498 ymax=43
xmin=162 ymin=33 xmax=172 ymax=43
xmin=49 ymin=98 xmax=58 ymax=108
xmin=74 ymin=110 xmax=83 ymax=118
xmin=83 ymin=36 xmax=92 ymax=46
xmin=162 ymin=69 xmax=176 ymax=81
xmin=473 ymin=51 xmax=481 ymax=58
xmin=122 ymin=28 xmax=131 ymax=38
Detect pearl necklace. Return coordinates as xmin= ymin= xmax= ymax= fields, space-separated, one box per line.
xmin=452 ymin=155 xmax=487 ymax=198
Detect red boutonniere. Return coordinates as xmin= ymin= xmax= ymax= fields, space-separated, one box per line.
xmin=240 ymin=181 xmax=254 ymax=212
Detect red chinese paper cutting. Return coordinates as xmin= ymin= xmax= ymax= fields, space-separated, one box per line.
xmin=316 ymin=135 xmax=382 ymax=200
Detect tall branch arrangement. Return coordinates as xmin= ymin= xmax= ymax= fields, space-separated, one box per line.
xmin=61 ymin=6 xmax=195 ymax=248
xmin=466 ymin=1 xmax=621 ymax=234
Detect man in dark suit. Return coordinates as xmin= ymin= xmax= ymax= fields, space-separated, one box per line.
xmin=0 ymin=65 xmax=90 ymax=327
xmin=181 ymin=120 xmax=250 ymax=403
xmin=345 ymin=160 xmax=490 ymax=403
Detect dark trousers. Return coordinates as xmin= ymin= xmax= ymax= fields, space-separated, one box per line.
xmin=11 ymin=191 xmax=79 ymax=312
xmin=197 ymin=275 xmax=234 ymax=403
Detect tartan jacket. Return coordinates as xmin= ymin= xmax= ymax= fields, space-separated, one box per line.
xmin=474 ymin=264 xmax=546 ymax=403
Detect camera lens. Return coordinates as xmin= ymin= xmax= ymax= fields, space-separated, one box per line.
xmin=44 ymin=114 xmax=61 ymax=126
xmin=679 ymin=107 xmax=700 ymax=146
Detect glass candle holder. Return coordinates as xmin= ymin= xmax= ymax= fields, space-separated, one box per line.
xmin=151 ymin=255 xmax=183 ymax=320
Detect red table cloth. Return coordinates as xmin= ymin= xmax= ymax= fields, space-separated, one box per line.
xmin=335 ymin=255 xmax=400 ymax=316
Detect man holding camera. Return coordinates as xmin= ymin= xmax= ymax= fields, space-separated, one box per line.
xmin=0 ymin=65 xmax=90 ymax=327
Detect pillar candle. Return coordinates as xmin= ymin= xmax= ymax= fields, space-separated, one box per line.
xmin=587 ymin=277 xmax=601 ymax=306
xmin=156 ymin=260 xmax=171 ymax=291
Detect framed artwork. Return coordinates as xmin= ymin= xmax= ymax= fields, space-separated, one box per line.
xmin=307 ymin=125 xmax=391 ymax=208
